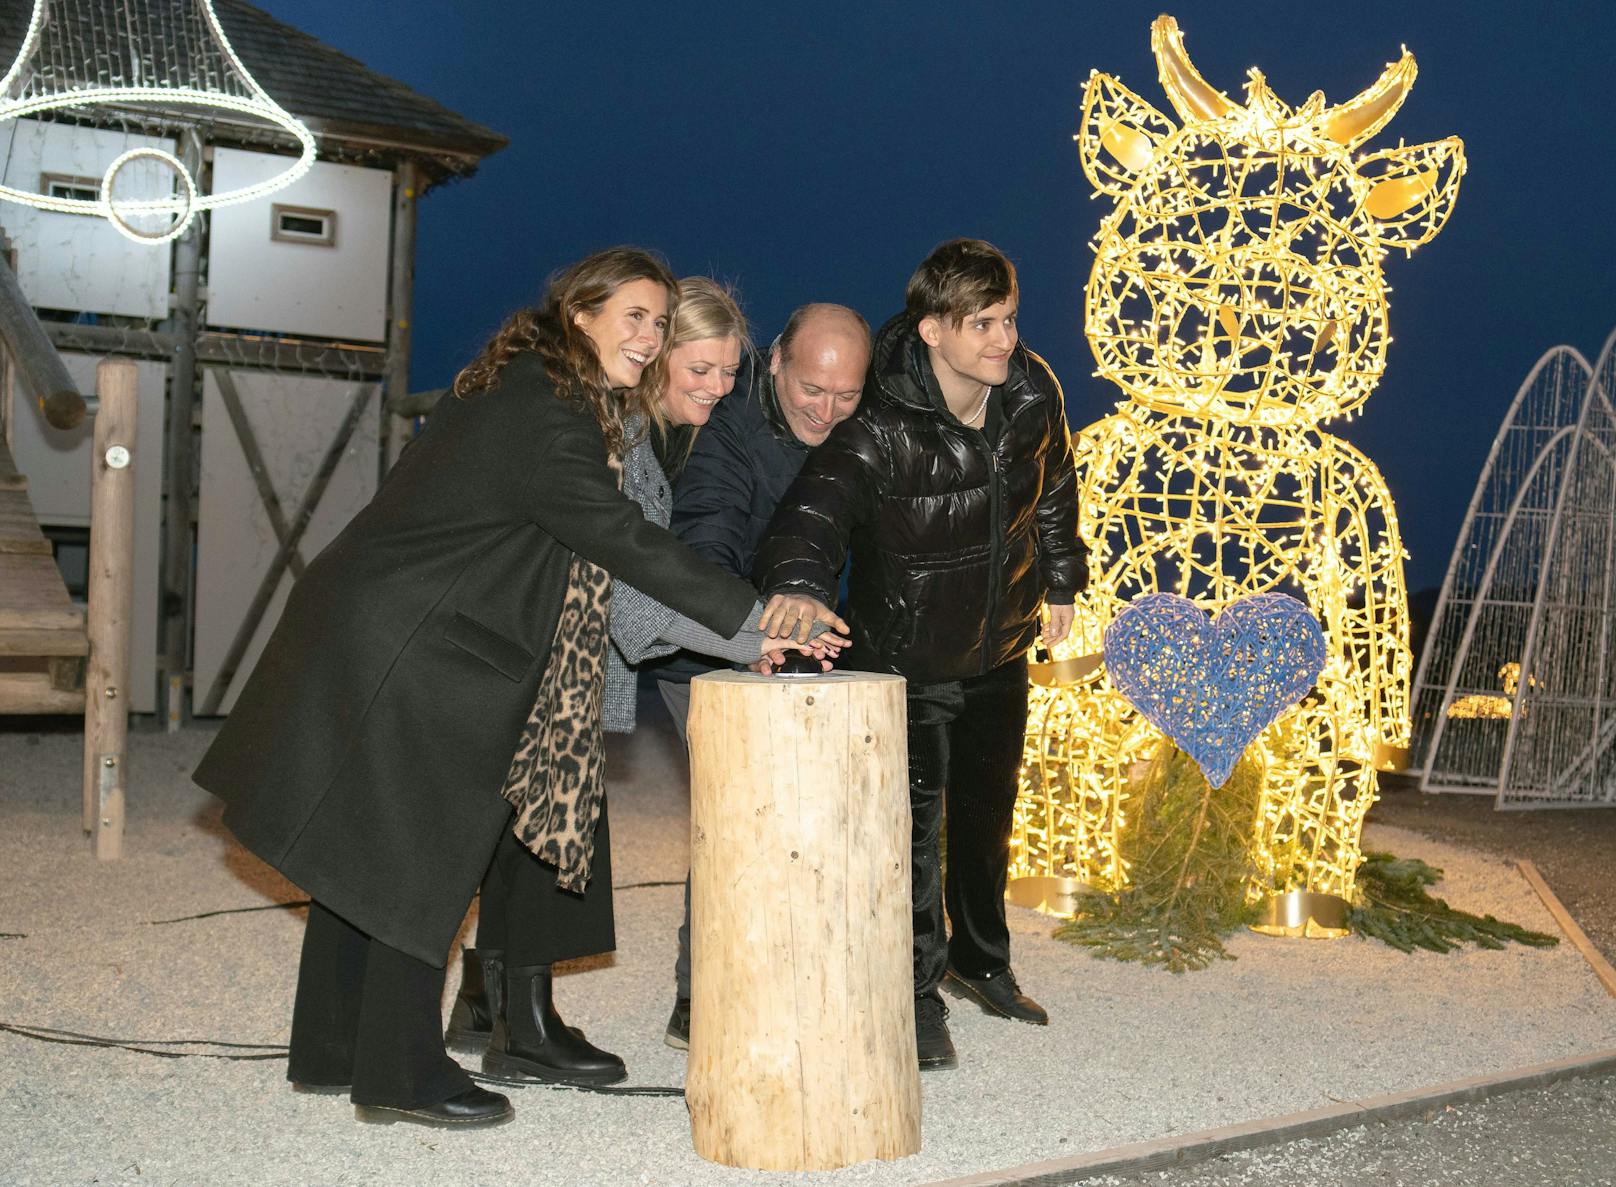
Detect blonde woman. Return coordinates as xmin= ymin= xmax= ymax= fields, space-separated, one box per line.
xmin=447 ymin=277 xmax=845 ymax=1084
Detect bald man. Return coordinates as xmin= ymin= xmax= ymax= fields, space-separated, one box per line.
xmin=648 ymin=303 xmax=871 ymax=1046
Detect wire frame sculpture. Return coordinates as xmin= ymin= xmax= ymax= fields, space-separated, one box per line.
xmin=1010 ymin=15 xmax=1463 ymax=909
xmin=0 ymin=0 xmax=316 ymax=243
xmin=1413 ymin=328 xmax=1616 ymax=808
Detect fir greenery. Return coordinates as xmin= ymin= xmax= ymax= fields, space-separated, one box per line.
xmin=1052 ymin=745 xmax=1559 ymax=971
xmin=1349 ymin=850 xmax=1559 ymax=954
xmin=1053 ymin=741 xmax=1264 ymax=973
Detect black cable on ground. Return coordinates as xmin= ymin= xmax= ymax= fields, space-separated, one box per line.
xmin=145 ymin=901 xmax=310 ymax=925
xmin=0 ymin=1021 xmax=685 ymax=1094
xmin=0 ymin=1022 xmax=287 ymax=1061
xmin=141 ymin=880 xmax=681 ymax=927
xmin=9 ymin=881 xmax=689 ymax=1092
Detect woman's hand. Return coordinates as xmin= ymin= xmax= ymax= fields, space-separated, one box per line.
xmin=756 ymin=633 xmax=845 ymax=662
xmin=758 ymin=593 xmax=849 ymax=643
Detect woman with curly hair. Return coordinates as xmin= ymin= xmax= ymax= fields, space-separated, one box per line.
xmin=446 ymin=276 xmax=842 ymax=1088
xmin=443 ymin=278 xmax=843 ymax=1080
xmin=194 ymin=248 xmax=843 ymax=1130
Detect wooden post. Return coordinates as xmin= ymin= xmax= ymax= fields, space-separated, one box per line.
xmin=160 ymin=131 xmax=204 ymax=733
xmin=685 ymin=670 xmax=920 ymax=1171
xmin=381 ymin=159 xmax=418 ymax=478
xmin=82 ymin=360 xmax=137 ymax=859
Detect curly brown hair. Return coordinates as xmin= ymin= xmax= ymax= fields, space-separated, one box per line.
xmin=451 ymin=246 xmax=678 ymax=459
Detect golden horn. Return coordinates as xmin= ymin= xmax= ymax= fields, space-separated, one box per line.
xmin=1323 ymin=49 xmax=1418 ymax=146
xmin=1150 ymin=14 xmax=1237 ymax=124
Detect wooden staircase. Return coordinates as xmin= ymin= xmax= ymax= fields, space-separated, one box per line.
xmin=0 ymin=434 xmax=88 ymax=714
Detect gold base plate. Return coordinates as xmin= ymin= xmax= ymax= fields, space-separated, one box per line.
xmin=1251 ymin=890 xmax=1352 ymax=939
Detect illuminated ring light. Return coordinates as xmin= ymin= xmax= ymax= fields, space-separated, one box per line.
xmin=0 ymin=86 xmax=316 ymax=242
xmin=100 ymin=146 xmax=198 ymax=245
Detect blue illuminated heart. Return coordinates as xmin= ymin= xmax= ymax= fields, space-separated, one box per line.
xmin=1103 ymin=592 xmax=1327 ymax=788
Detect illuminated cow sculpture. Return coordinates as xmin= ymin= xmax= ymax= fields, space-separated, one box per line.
xmin=1013 ymin=16 xmax=1463 ymax=911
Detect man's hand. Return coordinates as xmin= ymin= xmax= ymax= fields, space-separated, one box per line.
xmin=758 ymin=593 xmax=849 ymax=644
xmin=1042 ymin=602 xmax=1074 ymax=646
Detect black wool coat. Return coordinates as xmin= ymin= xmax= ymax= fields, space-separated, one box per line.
xmin=193 ymin=355 xmax=757 ymax=966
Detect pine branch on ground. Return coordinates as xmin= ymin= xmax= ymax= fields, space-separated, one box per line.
xmin=1349 ymin=850 xmax=1559 ymax=954
xmin=1053 ymin=741 xmax=1263 ymax=973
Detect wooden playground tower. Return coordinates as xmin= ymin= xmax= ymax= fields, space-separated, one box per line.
xmin=1 ymin=252 xmax=135 ymax=858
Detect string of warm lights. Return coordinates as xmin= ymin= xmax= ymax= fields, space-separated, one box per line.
xmin=1011 ymin=15 xmax=1462 ymax=917
xmin=0 ymin=0 xmax=317 ymax=243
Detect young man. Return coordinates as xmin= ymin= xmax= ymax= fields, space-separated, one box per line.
xmin=757 ymin=239 xmax=1086 ymax=1070
xmin=648 ymin=302 xmax=872 ymax=1046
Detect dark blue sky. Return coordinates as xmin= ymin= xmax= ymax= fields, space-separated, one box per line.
xmin=262 ymin=0 xmax=1615 ymax=593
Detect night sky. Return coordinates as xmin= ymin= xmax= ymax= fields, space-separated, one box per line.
xmin=261 ymin=0 xmax=1615 ymax=594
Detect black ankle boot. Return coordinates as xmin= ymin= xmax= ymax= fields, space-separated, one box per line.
xmin=482 ymin=963 xmax=627 ymax=1087
xmin=444 ymin=947 xmax=504 ymax=1055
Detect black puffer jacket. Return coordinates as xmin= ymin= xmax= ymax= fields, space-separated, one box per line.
xmin=756 ymin=313 xmax=1085 ymax=684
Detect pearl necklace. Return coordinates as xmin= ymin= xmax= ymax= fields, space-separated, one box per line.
xmin=962 ymin=385 xmax=991 ymax=425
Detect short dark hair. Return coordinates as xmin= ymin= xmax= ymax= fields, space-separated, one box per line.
xmin=905 ymin=238 xmax=1019 ymax=326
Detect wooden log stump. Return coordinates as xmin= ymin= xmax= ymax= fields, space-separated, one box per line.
xmin=81 ymin=360 xmax=136 ymax=860
xmin=686 ymin=669 xmax=920 ymax=1171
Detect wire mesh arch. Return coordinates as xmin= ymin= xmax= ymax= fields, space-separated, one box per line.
xmin=0 ymin=0 xmax=315 ymax=241
xmin=1413 ymin=327 xmax=1616 ymax=807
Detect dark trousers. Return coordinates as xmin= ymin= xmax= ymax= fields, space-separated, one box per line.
xmin=473 ymin=799 xmax=616 ymax=965
xmin=287 ymin=902 xmax=470 ymax=1107
xmin=908 ymin=655 xmax=1030 ymax=1000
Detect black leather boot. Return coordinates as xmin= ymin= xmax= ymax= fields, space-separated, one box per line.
xmin=481 ymin=963 xmax=627 ymax=1086
xmin=444 ymin=947 xmax=504 ymax=1055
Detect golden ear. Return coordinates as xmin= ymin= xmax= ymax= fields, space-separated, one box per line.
xmin=1356 ymin=136 xmax=1464 ymax=250
xmin=1077 ymin=71 xmax=1176 ymax=199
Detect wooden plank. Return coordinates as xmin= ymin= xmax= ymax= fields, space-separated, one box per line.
xmin=0 ymin=487 xmax=47 ymax=543
xmin=0 ymin=443 xmax=24 ymax=491
xmin=0 ymin=626 xmax=88 ymax=656
xmin=1519 ymin=860 xmax=1616 ymax=998
xmin=49 ymin=654 xmax=86 ymax=692
xmin=0 ymin=551 xmax=80 ymax=629
xmin=922 ymin=1047 xmax=1616 ymax=1187
xmin=0 ymin=669 xmax=85 ymax=714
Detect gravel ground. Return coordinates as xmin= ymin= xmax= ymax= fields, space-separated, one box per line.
xmin=1369 ymin=773 xmax=1616 ymax=966
xmin=2 ymin=713 xmax=1614 ymax=1187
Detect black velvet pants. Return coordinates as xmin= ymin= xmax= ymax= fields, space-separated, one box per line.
xmin=472 ymin=798 xmax=616 ymax=965
xmin=908 ymin=655 xmax=1030 ymax=1001
xmin=287 ymin=902 xmax=470 ymax=1108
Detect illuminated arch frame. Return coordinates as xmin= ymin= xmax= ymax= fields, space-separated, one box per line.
xmin=0 ymin=0 xmax=317 ymax=244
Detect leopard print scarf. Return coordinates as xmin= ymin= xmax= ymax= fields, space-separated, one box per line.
xmin=499 ymin=552 xmax=612 ymax=891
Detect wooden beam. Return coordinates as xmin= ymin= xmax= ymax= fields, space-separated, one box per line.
xmin=83 ymin=359 xmax=137 ymax=859
xmin=1518 ymin=860 xmax=1616 ymax=998
xmin=40 ymin=322 xmax=386 ymax=380
xmin=382 ymin=159 xmax=419 ymax=478
xmin=0 ymin=253 xmax=85 ymax=429
xmin=0 ymin=627 xmax=88 ymax=657
xmin=212 ymin=369 xmax=307 ymax=580
xmin=161 ymin=133 xmax=204 ymax=733
xmin=0 ymin=669 xmax=86 ymax=714
xmin=198 ymin=384 xmax=375 ymax=715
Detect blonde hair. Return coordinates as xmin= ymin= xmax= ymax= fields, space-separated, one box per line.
xmin=649 ymin=277 xmax=750 ymax=462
